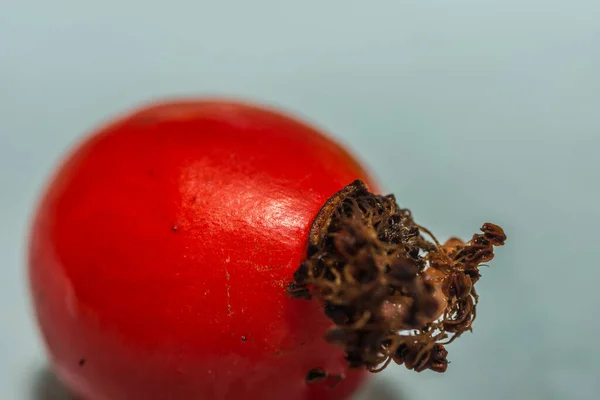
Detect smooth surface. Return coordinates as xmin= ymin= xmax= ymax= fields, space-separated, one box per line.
xmin=1 ymin=1 xmax=600 ymax=399
xmin=29 ymin=101 xmax=371 ymax=400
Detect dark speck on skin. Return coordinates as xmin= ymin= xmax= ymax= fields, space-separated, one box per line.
xmin=172 ymin=226 xmax=178 ymax=232
xmin=305 ymin=368 xmax=327 ymax=383
xmin=79 ymin=359 xmax=86 ymax=367
xmin=241 ymin=336 xmax=247 ymax=342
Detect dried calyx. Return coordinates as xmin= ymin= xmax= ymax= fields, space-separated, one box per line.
xmin=288 ymin=180 xmax=506 ymax=373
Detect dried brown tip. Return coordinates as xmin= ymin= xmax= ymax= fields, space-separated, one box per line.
xmin=287 ymin=180 xmax=506 ymax=373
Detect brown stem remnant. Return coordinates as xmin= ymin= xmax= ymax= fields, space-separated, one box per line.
xmin=287 ymin=180 xmax=506 ymax=374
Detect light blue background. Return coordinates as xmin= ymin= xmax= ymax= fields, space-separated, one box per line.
xmin=2 ymin=1 xmax=599 ymax=399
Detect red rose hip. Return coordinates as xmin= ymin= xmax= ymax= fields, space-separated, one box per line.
xmin=28 ymin=99 xmax=506 ymax=400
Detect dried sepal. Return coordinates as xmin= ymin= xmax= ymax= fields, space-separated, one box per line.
xmin=287 ymin=180 xmax=506 ymax=374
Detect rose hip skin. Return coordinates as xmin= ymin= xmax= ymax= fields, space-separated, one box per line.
xmin=28 ymin=100 xmax=372 ymax=400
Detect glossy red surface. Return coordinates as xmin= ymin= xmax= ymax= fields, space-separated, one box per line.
xmin=28 ymin=100 xmax=377 ymax=400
